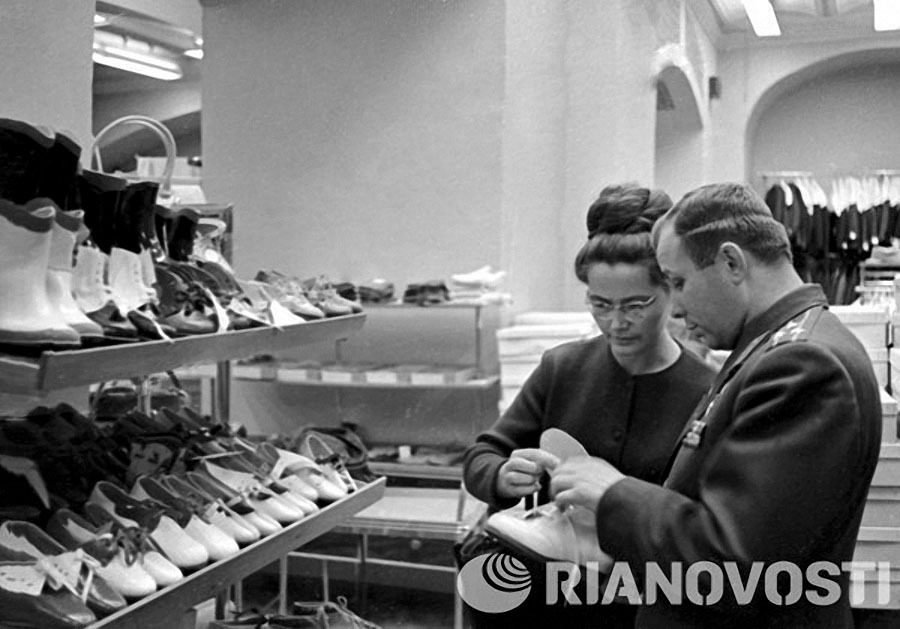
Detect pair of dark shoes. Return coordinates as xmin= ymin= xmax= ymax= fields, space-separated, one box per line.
xmin=216 ymin=597 xmax=380 ymax=628
xmin=357 ymin=279 xmax=394 ymax=304
xmin=402 ymin=280 xmax=449 ymax=306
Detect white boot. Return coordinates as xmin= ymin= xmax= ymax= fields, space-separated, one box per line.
xmin=139 ymin=248 xmax=160 ymax=302
xmin=73 ymin=245 xmax=113 ymax=315
xmin=47 ymin=209 xmax=104 ymax=340
xmin=72 ymin=245 xmax=140 ymax=343
xmin=0 ymin=200 xmax=79 ymax=347
xmin=108 ymin=247 xmax=154 ymax=315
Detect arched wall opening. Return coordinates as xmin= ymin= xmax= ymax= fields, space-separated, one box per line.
xmin=746 ymin=48 xmax=900 ymax=189
xmin=653 ymin=60 xmax=705 ymax=201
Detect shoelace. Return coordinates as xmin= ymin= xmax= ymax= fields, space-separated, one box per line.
xmin=332 ymin=595 xmax=380 ymax=628
xmin=112 ymin=526 xmax=155 ymax=566
xmin=34 ymin=548 xmax=102 ymax=604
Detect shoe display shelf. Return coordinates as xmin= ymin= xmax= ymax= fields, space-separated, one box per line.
xmin=166 ymin=302 xmax=502 ymax=629
xmin=0 ymin=314 xmax=365 ymax=394
xmin=290 ymin=476 xmax=483 ymax=629
xmin=178 ymin=302 xmax=506 ymax=450
xmin=88 ymin=477 xmax=386 ymax=629
xmin=0 ymin=313 xmax=389 ymax=628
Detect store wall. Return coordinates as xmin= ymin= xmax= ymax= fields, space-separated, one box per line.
xmin=0 ymin=1 xmax=93 ymax=414
xmin=710 ymin=37 xmax=900 ymax=185
xmin=654 ymin=64 xmax=706 ymax=202
xmin=201 ymin=0 xmax=505 ymax=291
xmin=0 ymin=1 xmax=93 ymax=149
xmin=750 ymin=63 xmax=900 ymax=181
xmin=492 ymin=0 xmax=670 ymax=312
xmin=201 ymin=0 xmax=720 ymax=312
xmin=93 ymin=82 xmax=201 ymax=132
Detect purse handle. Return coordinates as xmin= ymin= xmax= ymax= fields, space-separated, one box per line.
xmin=89 ymin=114 xmax=177 ymax=204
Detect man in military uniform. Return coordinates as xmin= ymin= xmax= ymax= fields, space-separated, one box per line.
xmin=550 ymin=182 xmax=881 ymax=627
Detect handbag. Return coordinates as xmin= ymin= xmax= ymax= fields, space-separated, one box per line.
xmin=453 ymin=508 xmax=505 ymax=569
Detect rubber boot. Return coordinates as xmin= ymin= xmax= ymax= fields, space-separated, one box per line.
xmin=0 ymin=118 xmax=54 ymax=203
xmin=120 ymin=181 xmax=164 ymax=302
xmin=77 ymin=169 xmax=126 ymax=254
xmin=0 ymin=200 xmax=80 ymax=348
xmin=46 ymin=208 xmax=105 ymax=342
xmin=107 ymin=247 xmax=176 ymax=340
xmin=71 ymin=245 xmax=139 ymax=343
xmin=37 ymin=130 xmax=81 ymax=211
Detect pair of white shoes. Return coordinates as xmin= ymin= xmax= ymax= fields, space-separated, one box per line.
xmin=131 ymin=476 xmax=242 ymax=561
xmin=450 ymin=265 xmax=507 ymax=289
xmin=224 ymin=437 xmax=354 ymax=503
xmin=259 ymin=441 xmax=356 ymax=501
xmin=484 ymin=429 xmax=614 ymax=569
xmin=200 ymin=458 xmax=318 ymax=524
xmin=86 ymin=481 xmax=215 ymax=578
xmin=48 ymin=507 xmax=174 ymax=599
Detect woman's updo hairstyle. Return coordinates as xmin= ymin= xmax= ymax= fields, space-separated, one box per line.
xmin=574 ymin=183 xmax=673 ymax=286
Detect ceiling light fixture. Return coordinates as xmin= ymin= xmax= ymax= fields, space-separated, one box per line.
xmin=92 ymin=31 xmax=183 ymax=81
xmin=741 ymin=0 xmax=782 ymax=37
xmin=873 ymin=0 xmax=900 ymax=31
xmin=184 ymin=48 xmax=204 ymax=59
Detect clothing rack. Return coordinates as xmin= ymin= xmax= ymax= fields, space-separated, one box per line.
xmin=760 ymin=169 xmax=900 ymax=180
xmin=760 ymin=169 xmax=900 ymax=305
xmin=758 ymin=170 xmax=814 ymax=179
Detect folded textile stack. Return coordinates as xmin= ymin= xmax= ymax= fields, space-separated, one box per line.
xmin=496 ymin=312 xmax=599 ymax=412
xmin=448 ymin=265 xmax=511 ymax=305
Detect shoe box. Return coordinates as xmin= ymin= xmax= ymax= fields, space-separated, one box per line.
xmin=831 ymin=305 xmax=891 ymax=348
xmin=831 ymin=305 xmax=891 ymax=389
xmin=853 ymin=526 xmax=900 ymax=610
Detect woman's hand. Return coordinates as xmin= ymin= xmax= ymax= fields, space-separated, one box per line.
xmin=495 ymin=448 xmax=560 ymax=499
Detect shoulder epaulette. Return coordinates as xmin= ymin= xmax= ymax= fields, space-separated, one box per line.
xmin=767 ymin=307 xmax=822 ymax=349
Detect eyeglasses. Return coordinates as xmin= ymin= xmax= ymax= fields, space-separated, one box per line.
xmin=585 ymin=294 xmax=658 ymax=322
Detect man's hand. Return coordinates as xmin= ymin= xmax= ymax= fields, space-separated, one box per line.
xmin=550 ymin=456 xmax=626 ymax=513
xmin=495 ymin=448 xmax=561 ymax=499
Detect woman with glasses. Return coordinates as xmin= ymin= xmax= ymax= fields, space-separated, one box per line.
xmin=462 ymin=182 xmax=716 ymax=628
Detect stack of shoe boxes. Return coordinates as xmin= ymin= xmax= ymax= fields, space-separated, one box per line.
xmin=891 ymin=310 xmax=900 ymax=396
xmin=827 ymin=304 xmax=900 ymax=607
xmin=830 ymin=305 xmax=891 ymax=390
xmin=496 ymin=312 xmax=598 ymax=412
xmin=854 ymin=384 xmax=900 ymax=607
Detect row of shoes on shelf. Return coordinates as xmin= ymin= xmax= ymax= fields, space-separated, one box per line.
xmin=0 ymin=402 xmax=374 ymax=628
xmin=401 ymin=266 xmax=509 ymax=306
xmin=0 ymin=117 xmax=362 ymax=353
xmin=213 ymin=596 xmax=380 ymax=628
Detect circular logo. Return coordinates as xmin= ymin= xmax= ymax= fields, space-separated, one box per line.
xmin=457 ymin=552 xmax=532 ymax=613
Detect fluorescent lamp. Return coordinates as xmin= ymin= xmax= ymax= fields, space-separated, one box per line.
xmin=92 ymin=52 xmax=183 ymax=80
xmin=741 ymin=0 xmax=781 ymax=37
xmin=184 ymin=48 xmax=204 ymax=59
xmin=874 ymin=0 xmax=900 ymax=31
xmin=92 ymin=31 xmax=183 ymax=81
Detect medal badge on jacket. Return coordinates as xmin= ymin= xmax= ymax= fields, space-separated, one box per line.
xmin=682 ymin=383 xmax=729 ymax=449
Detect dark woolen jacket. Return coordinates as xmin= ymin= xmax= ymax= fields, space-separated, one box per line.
xmin=463 ymin=335 xmax=716 ymax=510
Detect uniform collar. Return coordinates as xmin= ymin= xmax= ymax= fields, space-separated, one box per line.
xmin=730 ymin=283 xmax=828 ymax=358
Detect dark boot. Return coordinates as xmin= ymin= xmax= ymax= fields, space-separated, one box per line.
xmin=167 ymin=206 xmax=200 ymax=262
xmin=37 ymin=131 xmax=81 ymax=210
xmin=0 ymin=118 xmax=54 ymax=203
xmin=116 ymin=181 xmax=159 ymax=255
xmin=77 ymin=170 xmax=127 ymax=254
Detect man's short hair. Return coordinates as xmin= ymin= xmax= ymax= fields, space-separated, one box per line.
xmin=653 ymin=182 xmax=792 ymax=268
